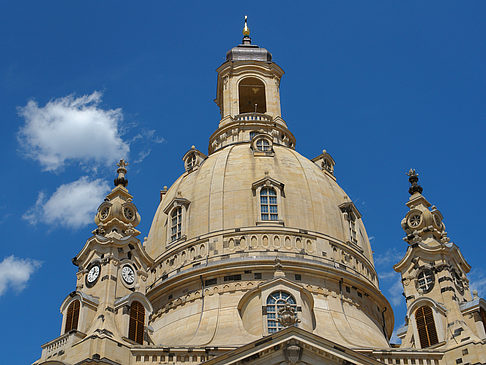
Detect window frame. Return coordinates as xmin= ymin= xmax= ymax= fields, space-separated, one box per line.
xmin=265 ymin=291 xmax=298 ymax=334
xmin=415 ymin=305 xmax=439 ymax=348
xmin=252 ymin=176 xmax=285 ymax=226
xmin=238 ymin=77 xmax=267 ymax=114
xmin=64 ymin=300 xmax=80 ymax=333
xmin=170 ymin=206 xmax=183 ymax=242
xmin=163 ymin=197 xmax=191 ymax=245
xmin=407 ymin=298 xmax=446 ymax=347
xmin=128 ymin=301 xmax=145 ymax=345
xmin=260 ymin=187 xmax=279 ymax=221
xmin=416 ymin=269 xmax=435 ymax=294
xmin=250 ymin=134 xmax=274 ymax=156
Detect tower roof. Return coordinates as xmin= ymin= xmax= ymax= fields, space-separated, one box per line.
xmin=226 ymin=16 xmax=272 ymax=62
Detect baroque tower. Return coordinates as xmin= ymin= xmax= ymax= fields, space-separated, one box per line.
xmin=35 ymin=19 xmax=486 ymax=365
xmin=394 ymin=170 xmax=486 ymax=364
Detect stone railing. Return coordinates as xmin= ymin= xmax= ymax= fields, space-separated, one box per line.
xmin=131 ymin=348 xmax=225 ymax=364
xmin=234 ymin=112 xmax=272 ymax=122
xmin=40 ymin=330 xmax=86 ymax=360
xmin=360 ymin=348 xmax=444 ymax=365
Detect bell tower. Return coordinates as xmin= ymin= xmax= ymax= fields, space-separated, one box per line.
xmin=394 ymin=170 xmax=486 ymax=363
xmin=210 ymin=17 xmax=295 ymax=154
xmin=38 ymin=160 xmax=154 ymax=364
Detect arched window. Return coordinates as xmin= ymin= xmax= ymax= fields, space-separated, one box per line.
xmin=171 ymin=207 xmax=182 ymax=241
xmin=260 ymin=188 xmax=278 ymax=221
xmin=256 ymin=138 xmax=271 ymax=152
xmin=128 ymin=301 xmax=145 ymax=344
xmin=415 ymin=305 xmax=438 ymax=348
xmin=239 ymin=77 xmax=266 ymax=114
xmin=64 ymin=300 xmax=80 ymax=333
xmin=266 ymin=291 xmax=297 ymax=333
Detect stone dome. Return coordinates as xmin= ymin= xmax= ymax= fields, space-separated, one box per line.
xmin=143 ymin=30 xmax=393 ymax=350
xmin=146 ymin=144 xmax=373 ymax=264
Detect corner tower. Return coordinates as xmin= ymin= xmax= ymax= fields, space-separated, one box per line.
xmin=37 ymin=161 xmax=154 ymax=365
xmin=394 ymin=171 xmax=486 ymax=363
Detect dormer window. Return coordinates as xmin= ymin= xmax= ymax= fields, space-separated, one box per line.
xmin=187 ymin=154 xmax=197 ymax=170
xmin=182 ymin=146 xmax=206 ymax=173
xmin=256 ymin=138 xmax=271 ymax=152
xmin=251 ymin=134 xmax=274 ymax=156
xmin=311 ymin=150 xmax=335 ymax=177
xmin=339 ymin=201 xmax=361 ymax=244
xmin=239 ymin=77 xmax=266 ymax=114
xmin=260 ymin=187 xmax=278 ymax=221
xmin=170 ymin=207 xmax=182 ymax=242
xmin=163 ymin=196 xmax=190 ymax=245
xmin=252 ymin=176 xmax=285 ymax=226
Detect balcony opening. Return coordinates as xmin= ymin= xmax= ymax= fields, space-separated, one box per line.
xmin=239 ymin=77 xmax=266 ymax=114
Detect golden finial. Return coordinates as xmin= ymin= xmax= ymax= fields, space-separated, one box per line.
xmin=243 ymin=15 xmax=250 ymax=36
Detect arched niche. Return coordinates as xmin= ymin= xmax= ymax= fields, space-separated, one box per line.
xmin=239 ymin=77 xmax=266 ymax=114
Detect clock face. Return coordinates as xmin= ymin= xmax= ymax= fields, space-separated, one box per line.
xmin=122 ymin=265 xmax=135 ymax=284
xmin=86 ymin=263 xmax=101 ymax=287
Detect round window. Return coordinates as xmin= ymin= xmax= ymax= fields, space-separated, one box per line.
xmin=408 ymin=213 xmax=422 ymax=228
xmin=256 ymin=138 xmax=271 ymax=152
xmin=124 ymin=207 xmax=134 ymax=221
xmin=100 ymin=206 xmax=110 ymax=220
xmin=416 ymin=268 xmax=435 ymax=293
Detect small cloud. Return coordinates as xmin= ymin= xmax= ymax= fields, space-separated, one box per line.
xmin=133 ymin=149 xmax=152 ymax=164
xmin=129 ymin=129 xmax=165 ymax=163
xmin=17 ymin=91 xmax=129 ymax=172
xmin=469 ymin=268 xmax=486 ymax=297
xmin=0 ymin=256 xmax=42 ymax=296
xmin=23 ymin=177 xmax=110 ymax=229
xmin=374 ymin=247 xmax=404 ymax=267
xmin=369 ymin=236 xmax=375 ymax=241
xmin=379 ymin=270 xmax=403 ymax=306
xmin=390 ymin=328 xmax=402 ymax=345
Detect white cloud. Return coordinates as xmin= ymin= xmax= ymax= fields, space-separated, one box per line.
xmin=378 ymin=270 xmax=403 ymax=306
xmin=390 ymin=328 xmax=402 ymax=345
xmin=469 ymin=268 xmax=486 ymax=297
xmin=17 ymin=91 xmax=129 ymax=172
xmin=374 ymin=247 xmax=405 ymax=268
xmin=23 ymin=177 xmax=110 ymax=229
xmin=0 ymin=256 xmax=41 ymax=296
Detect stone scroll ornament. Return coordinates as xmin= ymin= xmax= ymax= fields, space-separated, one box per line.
xmin=278 ymin=304 xmax=301 ymax=327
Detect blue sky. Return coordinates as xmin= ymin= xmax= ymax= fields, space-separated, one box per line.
xmin=1 ymin=1 xmax=485 ymax=363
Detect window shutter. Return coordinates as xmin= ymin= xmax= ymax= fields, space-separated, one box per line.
xmin=64 ymin=300 xmax=80 ymax=333
xmin=415 ymin=306 xmax=438 ymax=348
xmin=129 ymin=301 xmax=145 ymax=344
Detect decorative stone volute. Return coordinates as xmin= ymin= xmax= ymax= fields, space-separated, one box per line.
xmin=93 ymin=160 xmax=141 ymax=238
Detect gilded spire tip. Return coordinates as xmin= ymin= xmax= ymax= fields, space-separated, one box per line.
xmin=243 ymin=15 xmax=250 ymax=37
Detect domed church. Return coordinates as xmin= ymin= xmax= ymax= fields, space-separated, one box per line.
xmin=35 ymin=18 xmax=486 ymax=365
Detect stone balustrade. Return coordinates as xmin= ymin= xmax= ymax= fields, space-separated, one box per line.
xmin=40 ymin=331 xmax=86 ymax=360
xmin=234 ymin=112 xmax=272 ymax=122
